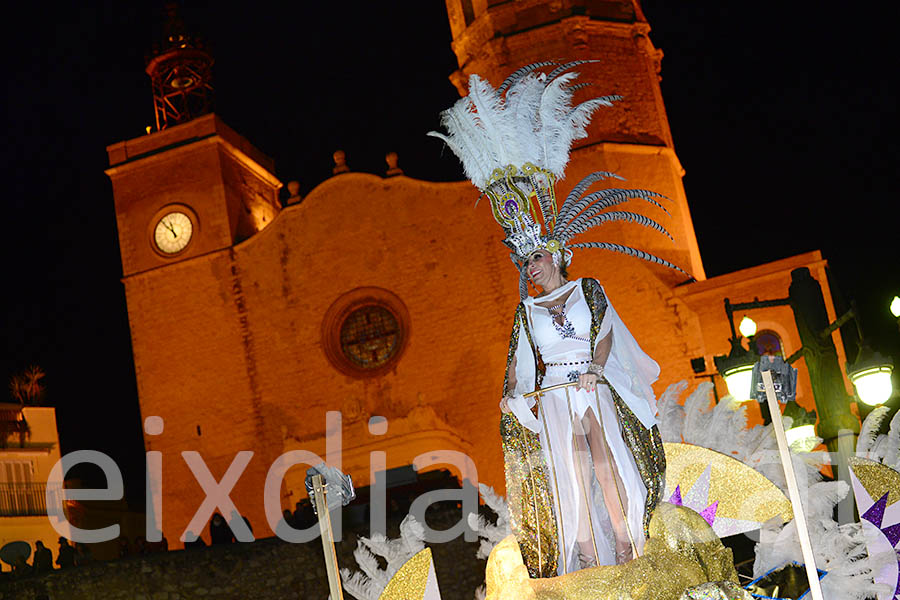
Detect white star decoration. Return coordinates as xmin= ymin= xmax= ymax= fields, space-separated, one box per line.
xmin=665 ymin=463 xmax=772 ymax=538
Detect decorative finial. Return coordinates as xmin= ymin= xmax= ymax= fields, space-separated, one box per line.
xmin=286 ymin=181 xmax=302 ymax=205
xmin=332 ymin=150 xmax=349 ymax=175
xmin=385 ymin=152 xmax=403 ymax=177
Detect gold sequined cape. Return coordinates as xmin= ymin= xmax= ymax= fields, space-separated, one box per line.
xmin=500 ymin=278 xmax=666 ymax=578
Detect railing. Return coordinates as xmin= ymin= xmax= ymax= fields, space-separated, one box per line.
xmin=0 ymin=482 xmax=52 ymax=517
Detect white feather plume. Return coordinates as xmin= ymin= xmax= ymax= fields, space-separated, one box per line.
xmin=467 ymin=483 xmax=511 ymax=560
xmin=873 ymin=409 xmax=900 ymax=470
xmin=663 ymin=381 xmax=887 ymax=599
xmin=857 ymin=405 xmax=890 ymax=457
xmin=753 ymin=481 xmax=892 ymax=600
xmin=656 ymin=380 xmax=688 ymax=442
xmin=339 ymin=514 xmax=427 ymax=600
xmin=429 ymin=68 xmax=618 ymax=189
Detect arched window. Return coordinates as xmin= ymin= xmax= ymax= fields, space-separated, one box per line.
xmin=753 ymin=329 xmax=783 ymax=357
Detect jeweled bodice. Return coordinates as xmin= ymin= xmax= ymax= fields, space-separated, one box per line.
xmin=525 ymin=281 xmax=592 ymax=363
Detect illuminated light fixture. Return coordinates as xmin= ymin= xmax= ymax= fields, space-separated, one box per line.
xmin=850 ymin=366 xmax=894 ymax=406
xmin=847 ymin=345 xmax=894 ymax=406
xmin=739 ymin=316 xmax=757 ymax=338
xmin=714 ymin=337 xmax=757 ymax=403
xmin=724 ymin=364 xmax=755 ymax=402
xmin=785 ymin=424 xmax=817 ymax=450
xmin=891 ymin=296 xmax=900 ymax=318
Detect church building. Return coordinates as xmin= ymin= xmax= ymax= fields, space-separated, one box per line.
xmin=105 ymin=0 xmax=851 ymax=542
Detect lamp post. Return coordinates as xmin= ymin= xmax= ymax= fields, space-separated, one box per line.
xmin=713 ymin=268 xmax=873 ymax=523
xmin=713 ymin=313 xmax=758 ymax=402
xmin=891 ymin=296 xmax=900 ymax=333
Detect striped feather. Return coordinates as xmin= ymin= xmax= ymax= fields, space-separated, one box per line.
xmin=560 ymin=210 xmax=672 ymax=241
xmin=564 ymin=213 xmax=670 ymax=243
xmin=497 ymin=61 xmax=558 ymax=95
xmin=545 ymin=59 xmax=599 ymax=82
xmin=556 ymin=172 xmax=624 ymax=225
xmin=559 ymin=188 xmax=669 ymax=231
xmin=511 ymin=254 xmax=529 ymax=299
xmin=566 ymin=241 xmax=688 ymax=275
xmin=586 ymin=94 xmax=623 ymax=107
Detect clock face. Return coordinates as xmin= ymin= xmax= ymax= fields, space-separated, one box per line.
xmin=153 ymin=211 xmax=194 ymax=254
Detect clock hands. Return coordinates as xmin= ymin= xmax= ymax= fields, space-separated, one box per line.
xmin=161 ymin=220 xmax=178 ymax=239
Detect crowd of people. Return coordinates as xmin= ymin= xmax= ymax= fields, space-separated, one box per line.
xmin=4 ymin=537 xmax=93 ymax=578
xmin=4 ymin=507 xmax=315 ymax=579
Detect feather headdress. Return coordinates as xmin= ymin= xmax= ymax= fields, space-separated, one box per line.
xmin=429 ymin=61 xmax=686 ymax=296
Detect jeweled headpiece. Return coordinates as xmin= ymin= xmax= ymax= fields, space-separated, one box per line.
xmin=429 ymin=61 xmax=685 ymax=297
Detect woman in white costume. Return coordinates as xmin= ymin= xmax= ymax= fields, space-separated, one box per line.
xmin=429 ymin=61 xmax=683 ymax=577
xmin=500 ymin=248 xmax=665 ymax=574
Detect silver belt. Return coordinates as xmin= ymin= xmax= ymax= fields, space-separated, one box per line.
xmin=544 ymin=359 xmax=591 ymax=368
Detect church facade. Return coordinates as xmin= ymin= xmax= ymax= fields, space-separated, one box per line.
xmin=105 ymin=1 xmax=851 ymax=542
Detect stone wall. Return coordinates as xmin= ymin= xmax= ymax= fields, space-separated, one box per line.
xmin=0 ymin=509 xmax=487 ymax=600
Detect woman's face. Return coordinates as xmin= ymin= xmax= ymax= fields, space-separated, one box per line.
xmin=526 ymin=250 xmax=558 ymax=287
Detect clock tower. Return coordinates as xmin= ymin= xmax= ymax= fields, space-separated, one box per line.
xmin=104 ymin=8 xmax=283 ymax=540
xmin=106 ymin=115 xmax=282 ymax=277
xmin=105 ymin=4 xmax=281 ymax=277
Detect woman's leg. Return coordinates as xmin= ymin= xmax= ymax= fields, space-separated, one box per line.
xmin=582 ymin=409 xmax=634 ymax=563
xmin=570 ymin=427 xmax=599 ymax=566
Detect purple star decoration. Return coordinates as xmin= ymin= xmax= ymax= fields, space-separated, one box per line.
xmin=669 ymin=485 xmax=683 ymax=506
xmin=699 ymin=501 xmax=719 ymax=526
xmin=861 ymin=492 xmax=900 ymax=597
xmin=669 ymin=485 xmax=718 ymax=526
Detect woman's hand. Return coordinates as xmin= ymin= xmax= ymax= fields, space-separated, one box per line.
xmin=501 ymin=394 xmax=539 ymax=417
xmin=576 ymin=372 xmax=598 ymax=392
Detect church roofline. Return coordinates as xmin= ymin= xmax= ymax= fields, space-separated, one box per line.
xmin=673 ymin=250 xmax=826 ymax=299
xmin=106 ymin=113 xmax=274 ymax=174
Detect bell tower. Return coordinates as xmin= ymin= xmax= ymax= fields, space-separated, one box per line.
xmin=105 ymin=4 xmax=281 ymax=278
xmin=145 ymin=1 xmax=214 ymax=131
xmin=103 ymin=3 xmax=283 ymax=540
xmin=443 ymin=0 xmax=705 ymax=282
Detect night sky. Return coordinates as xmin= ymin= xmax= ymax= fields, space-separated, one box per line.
xmin=2 ymin=2 xmax=897 ymax=506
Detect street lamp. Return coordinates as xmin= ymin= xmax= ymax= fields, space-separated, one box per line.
xmin=847 ymin=346 xmax=894 ymax=406
xmin=739 ymin=316 xmax=758 ymax=338
xmin=714 ymin=337 xmax=757 ymax=402
xmin=784 ymin=424 xmax=817 ymax=451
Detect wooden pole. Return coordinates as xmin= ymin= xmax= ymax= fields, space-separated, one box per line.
xmin=312 ymin=474 xmax=343 ymax=600
xmin=761 ymin=369 xmax=824 ymax=600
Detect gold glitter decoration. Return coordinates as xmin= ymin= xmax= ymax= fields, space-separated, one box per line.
xmin=379 ymin=547 xmax=434 ymax=600
xmin=484 ymin=504 xmax=739 ymax=600
xmin=849 ymin=456 xmax=900 ymax=506
xmin=501 ymin=304 xmax=559 ymax=578
xmin=679 ymin=581 xmax=753 ymax=600
xmin=663 ymin=442 xmax=793 ymax=525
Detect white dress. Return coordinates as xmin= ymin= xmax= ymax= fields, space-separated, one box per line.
xmin=506 ymin=279 xmax=660 ymax=574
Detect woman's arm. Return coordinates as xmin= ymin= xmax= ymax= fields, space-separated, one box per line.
xmin=500 ymin=354 xmax=518 ymax=413
xmin=577 ymin=330 xmax=611 ymax=392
